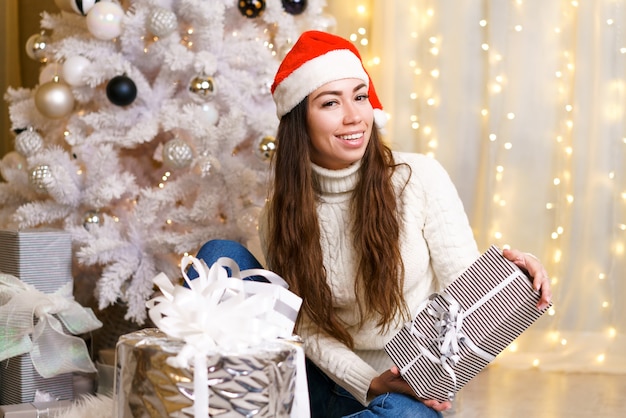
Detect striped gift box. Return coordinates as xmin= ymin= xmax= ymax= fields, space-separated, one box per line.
xmin=0 ymin=229 xmax=75 ymax=405
xmin=384 ymin=245 xmax=552 ymax=402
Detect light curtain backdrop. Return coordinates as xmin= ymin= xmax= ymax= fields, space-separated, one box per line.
xmin=327 ymin=0 xmax=626 ymax=372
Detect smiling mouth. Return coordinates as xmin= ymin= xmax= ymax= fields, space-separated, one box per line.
xmin=337 ymin=132 xmax=363 ymax=140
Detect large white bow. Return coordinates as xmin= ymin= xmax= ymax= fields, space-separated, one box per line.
xmin=146 ymin=255 xmax=305 ymax=418
xmin=0 ymin=273 xmax=102 ymax=378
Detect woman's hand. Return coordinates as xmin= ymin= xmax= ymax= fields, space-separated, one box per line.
xmin=503 ymin=248 xmax=552 ymax=310
xmin=368 ymin=366 xmax=452 ymax=412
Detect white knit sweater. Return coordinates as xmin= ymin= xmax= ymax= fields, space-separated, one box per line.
xmin=260 ymin=151 xmax=479 ymax=405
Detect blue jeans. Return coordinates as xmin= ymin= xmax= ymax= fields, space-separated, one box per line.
xmin=307 ymin=359 xmax=443 ymax=418
xmin=193 ymin=240 xmax=441 ymax=418
xmin=188 ymin=239 xmax=268 ymax=282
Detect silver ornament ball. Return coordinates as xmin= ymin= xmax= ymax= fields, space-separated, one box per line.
xmin=83 ymin=210 xmax=102 ymax=229
xmin=15 ymin=128 xmax=44 ymax=157
xmin=29 ymin=164 xmax=52 ymax=194
xmin=163 ymin=138 xmax=194 ymax=168
xmin=25 ymin=32 xmax=49 ymax=63
xmin=149 ymin=7 xmax=178 ymax=38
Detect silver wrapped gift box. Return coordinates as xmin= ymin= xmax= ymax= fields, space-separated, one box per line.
xmin=115 ymin=328 xmax=300 ymax=417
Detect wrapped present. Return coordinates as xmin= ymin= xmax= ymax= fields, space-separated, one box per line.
xmin=0 ymin=229 xmax=102 ymax=405
xmin=0 ymin=229 xmax=71 ymax=293
xmin=384 ymin=245 xmax=552 ymax=402
xmin=0 ymin=400 xmax=72 ymax=418
xmin=114 ymin=255 xmax=309 ymax=417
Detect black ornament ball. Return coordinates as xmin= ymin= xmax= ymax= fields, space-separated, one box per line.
xmin=282 ymin=0 xmax=307 ymax=15
xmin=106 ymin=75 xmax=137 ymax=106
xmin=238 ymin=0 xmax=266 ymax=18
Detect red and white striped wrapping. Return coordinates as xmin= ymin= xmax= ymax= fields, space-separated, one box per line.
xmin=384 ymin=245 xmax=552 ymax=402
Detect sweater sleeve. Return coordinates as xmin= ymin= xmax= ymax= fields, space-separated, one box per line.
xmin=299 ymin=315 xmax=379 ymax=405
xmin=401 ymin=153 xmax=480 ymax=287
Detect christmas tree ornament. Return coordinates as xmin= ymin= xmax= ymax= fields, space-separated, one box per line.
xmin=106 ymin=75 xmax=137 ymax=106
xmin=29 ymin=164 xmax=52 ymax=194
xmin=83 ymin=210 xmax=102 ymax=229
xmin=86 ymin=1 xmax=124 ymax=40
xmin=35 ymin=78 xmax=75 ymax=119
xmin=281 ymin=0 xmax=307 ymax=15
xmin=54 ymin=0 xmax=100 ymax=15
xmin=62 ymin=55 xmax=91 ymax=87
xmin=256 ymin=135 xmax=276 ymax=161
xmin=38 ymin=63 xmax=63 ymax=85
xmin=196 ymin=102 xmax=220 ymax=126
xmin=162 ymin=138 xmax=194 ymax=168
xmin=192 ymin=155 xmax=219 ymax=178
xmin=14 ymin=128 xmax=44 ymax=157
xmin=188 ymin=74 xmax=216 ymax=99
xmin=236 ymin=206 xmax=262 ymax=235
xmin=0 ymin=151 xmax=27 ymax=179
xmin=238 ymin=0 xmax=266 ymax=18
xmin=25 ymin=32 xmax=49 ymax=63
xmin=148 ymin=7 xmax=178 ymax=38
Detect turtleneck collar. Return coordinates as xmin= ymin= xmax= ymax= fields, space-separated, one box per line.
xmin=311 ymin=160 xmax=362 ymax=198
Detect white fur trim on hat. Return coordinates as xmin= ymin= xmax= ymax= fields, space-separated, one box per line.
xmin=273 ymin=49 xmax=369 ymax=119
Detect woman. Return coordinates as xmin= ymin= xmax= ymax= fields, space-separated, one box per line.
xmin=197 ymin=30 xmax=552 ymax=417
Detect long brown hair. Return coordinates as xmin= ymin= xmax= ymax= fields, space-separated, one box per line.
xmin=266 ymin=99 xmax=409 ymax=348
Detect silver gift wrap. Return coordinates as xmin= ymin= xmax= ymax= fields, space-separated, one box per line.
xmin=114 ymin=329 xmax=299 ymax=418
xmin=0 ymin=229 xmax=75 ymax=405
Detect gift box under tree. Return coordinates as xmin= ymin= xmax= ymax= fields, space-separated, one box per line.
xmin=114 ymin=255 xmax=309 ymax=417
xmin=384 ymin=245 xmax=553 ymax=402
xmin=0 ymin=229 xmax=101 ymax=405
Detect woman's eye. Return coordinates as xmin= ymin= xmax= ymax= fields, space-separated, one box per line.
xmin=322 ymin=100 xmax=337 ymax=107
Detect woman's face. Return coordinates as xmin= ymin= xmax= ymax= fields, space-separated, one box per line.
xmin=306 ymin=78 xmax=374 ymax=170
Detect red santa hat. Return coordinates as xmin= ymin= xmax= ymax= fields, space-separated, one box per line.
xmin=271 ymin=30 xmax=387 ymax=129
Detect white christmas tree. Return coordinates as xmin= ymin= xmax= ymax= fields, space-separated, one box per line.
xmin=0 ymin=0 xmax=334 ymax=324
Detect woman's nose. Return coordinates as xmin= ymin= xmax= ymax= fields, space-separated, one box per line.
xmin=343 ymin=102 xmax=362 ymax=124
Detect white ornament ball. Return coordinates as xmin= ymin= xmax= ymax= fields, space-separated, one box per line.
xmin=162 ymin=138 xmax=193 ymax=169
xmin=192 ymin=155 xmax=220 ymax=178
xmin=38 ymin=63 xmax=62 ymax=84
xmin=196 ymin=103 xmax=219 ymax=126
xmin=86 ymin=2 xmax=124 ymax=41
xmin=15 ymin=128 xmax=44 ymax=157
xmin=29 ymin=164 xmax=52 ymax=194
xmin=148 ymin=7 xmax=178 ymax=38
xmin=35 ymin=80 xmax=75 ymax=119
xmin=0 ymin=151 xmax=27 ymax=180
xmin=62 ymin=56 xmax=91 ymax=87
xmin=55 ymin=0 xmax=100 ymax=15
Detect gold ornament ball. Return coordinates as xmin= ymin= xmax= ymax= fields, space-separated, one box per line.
xmin=257 ymin=135 xmax=276 ymax=161
xmin=189 ymin=75 xmax=216 ymax=98
xmin=35 ymin=80 xmax=75 ymax=119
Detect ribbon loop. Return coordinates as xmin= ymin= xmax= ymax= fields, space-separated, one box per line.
xmin=0 ymin=273 xmax=102 ymax=378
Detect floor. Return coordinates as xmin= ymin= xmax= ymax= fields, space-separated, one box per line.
xmin=443 ymin=365 xmax=626 ymax=418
